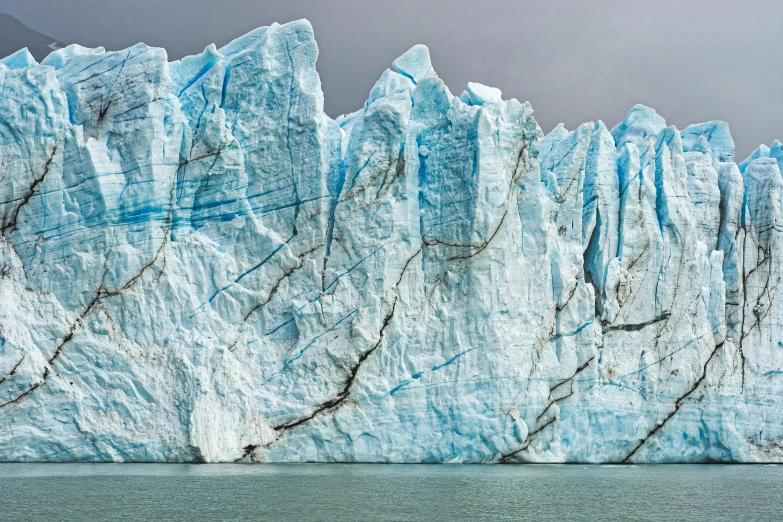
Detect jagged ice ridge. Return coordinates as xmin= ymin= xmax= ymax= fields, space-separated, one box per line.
xmin=0 ymin=20 xmax=782 ymax=463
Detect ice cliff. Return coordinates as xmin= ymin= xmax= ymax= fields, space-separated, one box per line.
xmin=1 ymin=20 xmax=782 ymax=463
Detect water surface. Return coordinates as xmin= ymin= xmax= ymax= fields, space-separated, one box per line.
xmin=0 ymin=463 xmax=780 ymax=521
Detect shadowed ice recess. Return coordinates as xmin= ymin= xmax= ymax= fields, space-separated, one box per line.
xmin=0 ymin=20 xmax=782 ymax=463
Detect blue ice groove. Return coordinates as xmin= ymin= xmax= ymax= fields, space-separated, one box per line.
xmin=262 ymin=309 xmax=359 ymax=384
xmin=390 ymin=347 xmax=477 ymax=395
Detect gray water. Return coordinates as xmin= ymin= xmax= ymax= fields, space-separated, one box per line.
xmin=0 ymin=464 xmax=781 ymax=521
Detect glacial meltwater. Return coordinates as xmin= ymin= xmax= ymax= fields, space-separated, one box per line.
xmin=0 ymin=464 xmax=780 ymax=521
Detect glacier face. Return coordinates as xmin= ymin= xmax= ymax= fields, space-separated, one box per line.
xmin=0 ymin=20 xmax=782 ymax=464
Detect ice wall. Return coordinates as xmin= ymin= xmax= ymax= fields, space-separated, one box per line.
xmin=0 ymin=20 xmax=781 ymax=463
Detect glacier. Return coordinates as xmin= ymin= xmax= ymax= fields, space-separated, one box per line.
xmin=0 ymin=20 xmax=782 ymax=463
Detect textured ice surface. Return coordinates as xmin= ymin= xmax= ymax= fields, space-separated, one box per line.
xmin=0 ymin=20 xmax=782 ymax=463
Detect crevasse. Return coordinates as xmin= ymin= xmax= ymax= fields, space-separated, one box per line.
xmin=0 ymin=20 xmax=781 ymax=463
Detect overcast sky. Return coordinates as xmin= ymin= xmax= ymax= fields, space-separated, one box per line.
xmin=1 ymin=0 xmax=780 ymax=158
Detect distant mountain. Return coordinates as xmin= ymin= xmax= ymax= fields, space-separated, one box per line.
xmin=0 ymin=14 xmax=66 ymax=62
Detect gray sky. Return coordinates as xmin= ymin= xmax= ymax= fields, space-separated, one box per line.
xmin=1 ymin=0 xmax=780 ymax=159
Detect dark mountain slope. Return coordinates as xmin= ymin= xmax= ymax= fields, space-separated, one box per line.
xmin=0 ymin=14 xmax=66 ymax=62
